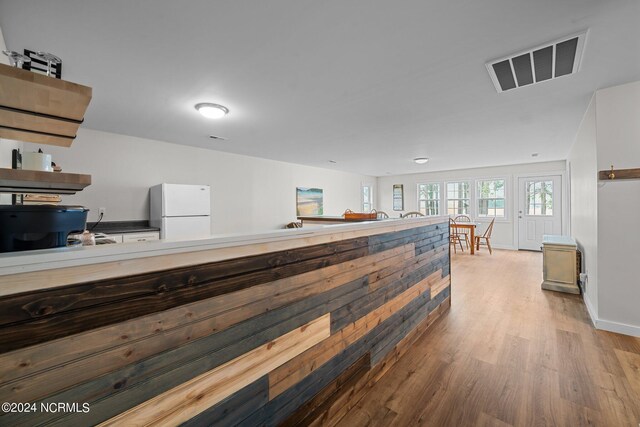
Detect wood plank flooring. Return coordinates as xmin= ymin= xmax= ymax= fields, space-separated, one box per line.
xmin=335 ymin=249 xmax=640 ymax=427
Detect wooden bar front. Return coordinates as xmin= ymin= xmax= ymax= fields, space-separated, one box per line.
xmin=0 ymin=219 xmax=451 ymax=426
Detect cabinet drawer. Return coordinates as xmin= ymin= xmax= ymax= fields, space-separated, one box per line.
xmin=103 ymin=234 xmax=123 ymax=243
xmin=122 ymin=232 xmax=160 ymax=243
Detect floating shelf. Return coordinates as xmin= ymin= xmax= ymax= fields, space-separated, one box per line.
xmin=0 ymin=168 xmax=91 ymax=195
xmin=0 ymin=64 xmax=92 ymax=147
xmin=598 ymin=167 xmax=640 ymax=181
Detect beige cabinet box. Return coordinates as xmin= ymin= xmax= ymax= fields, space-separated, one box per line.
xmin=541 ymin=235 xmax=580 ymax=294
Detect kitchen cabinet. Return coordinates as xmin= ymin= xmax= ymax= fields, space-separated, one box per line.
xmin=122 ymin=232 xmax=160 ymax=243
xmin=103 ymin=232 xmax=159 ymax=244
xmin=0 ymin=63 xmax=92 ymax=147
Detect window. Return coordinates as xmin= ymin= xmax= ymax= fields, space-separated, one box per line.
xmin=362 ymin=184 xmax=373 ymax=212
xmin=526 ymin=180 xmax=553 ymax=215
xmin=417 ymin=183 xmax=440 ymax=216
xmin=477 ymin=179 xmax=506 ymax=217
xmin=446 ymin=182 xmax=470 ymax=215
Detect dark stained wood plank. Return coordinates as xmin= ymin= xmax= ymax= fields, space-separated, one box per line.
xmin=598 ymin=167 xmax=640 ymax=180
xmin=369 ymin=226 xmax=444 ymax=254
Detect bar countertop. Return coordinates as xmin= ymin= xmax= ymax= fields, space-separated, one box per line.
xmin=0 ymin=216 xmax=445 ymax=296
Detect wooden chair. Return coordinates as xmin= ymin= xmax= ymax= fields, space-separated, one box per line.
xmin=449 ymin=218 xmax=464 ymax=253
xmin=376 ymin=210 xmax=389 ymax=219
xmin=285 ymin=221 xmax=302 ymax=229
xmin=454 ymin=215 xmax=471 ymax=248
xmin=475 ymin=218 xmax=495 ymax=254
xmin=401 ymin=211 xmax=424 ymax=218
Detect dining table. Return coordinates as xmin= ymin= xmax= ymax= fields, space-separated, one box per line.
xmin=451 ymin=221 xmax=478 ymax=255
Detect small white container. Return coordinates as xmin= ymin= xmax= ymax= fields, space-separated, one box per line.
xmin=22 ymin=151 xmax=53 ymax=172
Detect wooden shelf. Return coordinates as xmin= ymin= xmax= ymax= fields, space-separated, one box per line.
xmin=0 ymin=64 xmax=92 ymax=147
xmin=0 ymin=168 xmax=91 ymax=195
xmin=598 ymin=167 xmax=640 ymax=181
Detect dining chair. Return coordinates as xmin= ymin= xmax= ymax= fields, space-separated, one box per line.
xmin=376 ymin=210 xmax=389 ymax=219
xmin=453 ymin=215 xmax=471 ymax=248
xmin=475 ymin=218 xmax=495 ymax=254
xmin=401 ymin=211 xmax=424 ymax=218
xmin=449 ymin=218 xmax=464 ymax=253
xmin=285 ymin=221 xmax=302 ymax=229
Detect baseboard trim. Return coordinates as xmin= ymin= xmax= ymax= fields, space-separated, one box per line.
xmin=595 ymin=318 xmax=640 ymax=338
xmin=582 ymin=293 xmax=598 ymax=328
xmin=489 ymin=244 xmax=516 ymax=251
xmin=582 ymin=293 xmax=640 ymax=337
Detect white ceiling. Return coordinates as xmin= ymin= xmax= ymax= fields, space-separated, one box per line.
xmin=1 ymin=0 xmax=639 ymax=176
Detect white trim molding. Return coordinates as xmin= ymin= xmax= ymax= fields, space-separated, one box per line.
xmin=582 ymin=293 xmax=640 ymax=337
xmin=595 ymin=318 xmax=640 ymax=338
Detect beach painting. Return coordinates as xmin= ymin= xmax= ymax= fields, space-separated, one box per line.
xmin=296 ymin=187 xmax=324 ymax=216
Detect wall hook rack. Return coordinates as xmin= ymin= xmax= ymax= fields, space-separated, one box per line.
xmin=598 ymin=166 xmax=640 ymax=181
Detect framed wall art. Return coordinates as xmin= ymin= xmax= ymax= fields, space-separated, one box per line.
xmin=392 ymin=184 xmax=404 ymax=211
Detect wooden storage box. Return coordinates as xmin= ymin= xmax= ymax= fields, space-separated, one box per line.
xmin=343 ymin=210 xmax=377 ymax=220
xmin=541 ymin=235 xmax=580 ymax=294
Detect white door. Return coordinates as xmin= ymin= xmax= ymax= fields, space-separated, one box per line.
xmin=163 ymin=184 xmax=211 ymax=217
xmin=518 ymin=176 xmax=562 ymax=251
xmin=162 ymin=216 xmax=211 ymax=240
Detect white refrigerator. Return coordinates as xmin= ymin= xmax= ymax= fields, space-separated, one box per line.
xmin=149 ymin=184 xmax=211 ymax=240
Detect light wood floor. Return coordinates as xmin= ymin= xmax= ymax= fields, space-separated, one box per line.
xmin=336 ymin=249 xmax=640 ymax=427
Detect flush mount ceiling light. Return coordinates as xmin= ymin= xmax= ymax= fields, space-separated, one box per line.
xmin=195 ymin=103 xmax=229 ymax=119
xmin=414 ymin=157 xmax=429 ymax=164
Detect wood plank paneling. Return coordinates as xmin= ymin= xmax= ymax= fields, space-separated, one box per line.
xmin=0 ymin=220 xmax=452 ymax=427
xmin=269 ymin=270 xmax=446 ymax=399
xmin=0 ymin=238 xmax=369 ymax=352
xmin=2 ymin=277 xmax=367 ymax=426
xmin=0 ymin=243 xmax=409 ymax=385
xmin=98 ymin=314 xmax=331 ymax=427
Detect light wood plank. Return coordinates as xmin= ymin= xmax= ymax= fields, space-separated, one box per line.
xmin=614 ymin=348 xmax=640 ymax=400
xmin=98 ymin=313 xmax=331 ymax=427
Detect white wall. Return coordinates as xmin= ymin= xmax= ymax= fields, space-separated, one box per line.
xmin=594 ymin=81 xmax=640 ymax=332
xmin=24 ymin=128 xmax=375 ymax=234
xmin=377 ymin=161 xmax=567 ymax=249
xmin=0 ymin=23 xmax=8 ymax=65
xmin=568 ymin=95 xmax=598 ymax=317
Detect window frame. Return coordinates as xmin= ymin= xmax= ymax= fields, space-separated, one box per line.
xmin=524 ymin=179 xmax=554 ymax=217
xmin=361 ymin=183 xmax=373 ymax=212
xmin=476 ymin=178 xmax=507 ymax=219
xmin=445 ymin=180 xmax=472 ymax=217
xmin=416 ymin=182 xmax=441 ymax=216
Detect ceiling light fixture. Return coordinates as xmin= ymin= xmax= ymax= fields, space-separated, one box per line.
xmin=413 ymin=157 xmax=429 ymax=164
xmin=195 ymin=103 xmax=229 ymax=119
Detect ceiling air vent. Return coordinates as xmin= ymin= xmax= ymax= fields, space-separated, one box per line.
xmin=486 ymin=31 xmax=587 ymax=93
